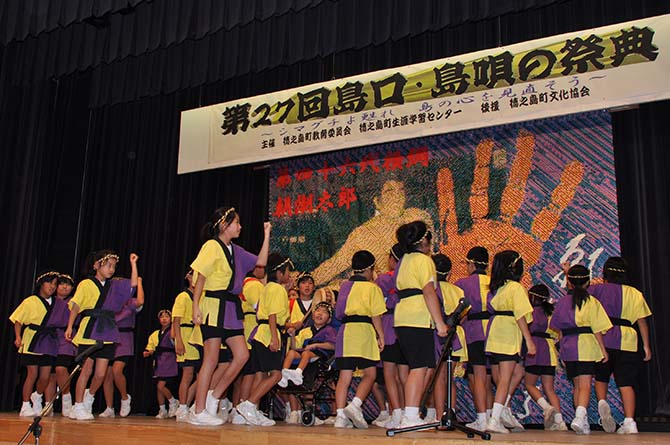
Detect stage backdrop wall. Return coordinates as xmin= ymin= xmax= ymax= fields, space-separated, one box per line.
xmin=269 ymin=110 xmax=624 ymax=423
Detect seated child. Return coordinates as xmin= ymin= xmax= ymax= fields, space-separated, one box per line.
xmin=279 ymin=302 xmax=337 ymax=387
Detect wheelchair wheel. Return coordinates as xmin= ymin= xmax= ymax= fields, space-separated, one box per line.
xmin=301 ymin=408 xmax=315 ymax=426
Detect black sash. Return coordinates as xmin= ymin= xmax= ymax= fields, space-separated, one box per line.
xmin=610 ymin=317 xmax=633 ymax=327
xmin=118 ymin=327 xmax=134 ymax=332
xmin=342 ymin=315 xmax=372 ymax=324
xmin=493 ymin=310 xmax=514 ymax=316
xmin=256 ymin=319 xmax=284 ymax=329
xmin=467 ymin=311 xmax=491 ymax=321
xmin=82 ymin=278 xmax=113 ymax=339
xmin=26 ymin=296 xmax=56 ymax=352
xmin=531 ymin=332 xmax=552 ymax=339
xmin=243 ymin=311 xmax=255 ymax=316
xmin=397 ymin=288 xmax=422 ymax=300
xmin=561 ymin=326 xmax=593 ymax=336
xmin=180 ymin=323 xmax=194 ymax=328
xmin=205 ymin=289 xmax=244 ymax=322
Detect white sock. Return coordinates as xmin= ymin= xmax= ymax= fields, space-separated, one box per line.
xmin=169 ymin=397 xmax=177 ymax=404
xmin=159 ymin=406 xmax=167 ymax=413
xmin=491 ymin=402 xmax=504 ymax=420
xmin=477 ymin=412 xmax=487 ymax=423
xmin=336 ymin=408 xmax=345 ymax=417
xmin=426 ymin=408 xmax=437 ymax=419
xmin=575 ymin=406 xmax=587 ymax=418
xmin=537 ymin=397 xmax=551 ymax=410
xmin=405 ymin=406 xmax=419 ymax=418
xmin=623 ymin=417 xmax=635 ymax=424
xmin=295 ymin=368 xmax=303 ymax=375
xmin=486 ymin=408 xmax=492 ymax=419
xmin=556 ymin=413 xmax=564 ymax=423
xmin=22 ymin=401 xmax=31 ymax=408
xmin=392 ymin=408 xmax=403 ymax=419
xmin=504 ymin=395 xmax=511 ymax=407
xmin=62 ymin=393 xmax=72 ymax=403
xmin=352 ymin=397 xmax=363 ymax=408
xmin=180 ymin=404 xmax=187 ymax=409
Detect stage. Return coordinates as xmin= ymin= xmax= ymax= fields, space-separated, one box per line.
xmin=1 ymin=414 xmax=667 ymax=445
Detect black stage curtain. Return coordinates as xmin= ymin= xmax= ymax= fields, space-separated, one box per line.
xmin=1 ymin=0 xmax=669 ymax=414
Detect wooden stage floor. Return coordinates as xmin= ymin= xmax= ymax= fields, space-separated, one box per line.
xmin=1 ymin=413 xmax=667 ymax=445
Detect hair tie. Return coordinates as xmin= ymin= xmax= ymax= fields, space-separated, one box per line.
xmin=567 ymin=272 xmax=591 ymax=279
xmin=353 ymin=260 xmax=375 ymax=274
xmin=412 ymin=229 xmax=431 ymax=246
xmin=509 ymin=254 xmax=522 ymax=268
xmin=466 ymin=258 xmax=488 ymax=266
xmin=213 ymin=207 xmax=235 ymax=230
xmin=36 ymin=271 xmax=59 ymax=283
xmin=96 ymin=254 xmax=120 ymax=266
xmin=606 ymin=266 xmax=626 ymax=273
xmin=270 ymin=257 xmax=294 ymax=272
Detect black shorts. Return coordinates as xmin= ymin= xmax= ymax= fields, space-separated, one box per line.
xmin=375 ymin=366 xmax=385 ymax=386
xmin=78 ymin=343 xmax=115 ymax=361
xmin=54 ymin=354 xmax=74 ymax=369
xmin=380 ymin=342 xmax=408 ymax=365
xmin=218 ymin=348 xmax=232 ymax=364
xmin=564 ymin=361 xmax=596 ymax=380
xmin=489 ymin=353 xmax=520 ymax=364
xmin=250 ymin=340 xmax=282 ymax=373
xmin=335 ymin=357 xmax=378 ymax=371
xmin=467 ymin=341 xmax=488 ymax=367
xmin=201 ymin=325 xmax=244 ymax=342
xmin=395 ymin=327 xmax=436 ymax=369
xmin=112 ymin=355 xmax=131 ymax=365
xmin=526 ymin=365 xmax=555 ymax=376
xmin=20 ymin=353 xmax=54 ymax=367
xmin=179 ymin=359 xmax=202 ymax=370
xmin=595 ymin=348 xmax=640 ymax=387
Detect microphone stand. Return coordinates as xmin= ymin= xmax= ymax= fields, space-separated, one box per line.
xmin=387 ymin=303 xmax=490 ymax=440
xmin=17 ymin=342 xmax=103 ymax=445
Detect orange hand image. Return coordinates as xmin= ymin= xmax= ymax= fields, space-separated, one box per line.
xmin=437 ymin=130 xmax=584 ymax=284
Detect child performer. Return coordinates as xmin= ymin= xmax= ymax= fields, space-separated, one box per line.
xmin=10 ymin=271 xmax=61 ymax=416
xmin=484 ymin=251 xmax=535 ymax=434
xmin=549 ymin=264 xmax=611 ymax=435
xmin=590 ymin=257 xmax=652 ymax=434
xmin=432 ymin=254 xmax=468 ymax=421
xmin=394 ymin=221 xmax=448 ymax=428
xmin=237 ymin=253 xmax=292 ymax=426
xmin=171 ymin=269 xmax=201 ymax=421
xmin=455 ymin=246 xmax=492 ymax=431
xmin=99 ymin=277 xmax=144 ymax=418
xmin=375 ymin=243 xmax=407 ymax=429
xmin=523 ymin=284 xmax=566 ymax=431
xmin=280 ymin=301 xmax=337 ymax=387
xmin=333 ymin=250 xmax=386 ymax=429
xmin=65 ymin=251 xmax=139 ymax=421
xmin=44 ymin=273 xmax=76 ymax=416
xmin=285 ymin=272 xmax=316 ymax=331
xmin=189 ymin=207 xmax=270 ymax=426
xmin=144 ymin=309 xmax=179 ymax=418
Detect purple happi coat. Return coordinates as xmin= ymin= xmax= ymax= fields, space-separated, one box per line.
xmin=455 ymin=273 xmax=489 ymax=345
xmin=375 ymin=270 xmax=398 ymax=346
xmin=525 ymin=306 xmax=553 ymax=367
xmin=115 ymin=297 xmax=140 ymax=358
xmin=82 ymin=278 xmax=135 ymax=343
xmin=153 ymin=326 xmax=178 ymax=378
xmin=31 ymin=297 xmax=69 ymax=356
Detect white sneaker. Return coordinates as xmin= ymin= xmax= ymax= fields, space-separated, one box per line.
xmin=218 ymin=398 xmax=232 ymax=422
xmin=550 ymin=421 xmax=568 ymax=431
xmin=323 ymin=416 xmax=337 ymax=425
xmin=571 ymin=415 xmax=590 ymax=435
xmin=423 ymin=408 xmax=437 ymax=424
xmin=99 ymin=407 xmax=115 ymax=418
xmin=485 ymin=417 xmax=509 ymax=434
xmin=255 ymin=410 xmax=276 ymax=426
xmin=236 ymin=400 xmax=261 ymax=426
xmin=83 ymin=389 xmax=95 ymax=414
xmin=500 ymin=407 xmax=524 ymax=432
xmin=334 ymin=415 xmax=353 ymax=428
xmin=286 ymin=369 xmax=304 ymax=386
xmin=465 ymin=417 xmax=487 ymax=431
xmin=175 ymin=405 xmax=189 ymax=422
xmin=30 ymin=392 xmax=43 ymax=414
xmin=71 ymin=403 xmax=94 ymax=420
xmin=372 ymin=410 xmax=390 ymax=427
xmin=156 ymin=408 xmax=168 ymax=419
xmin=205 ymin=390 xmax=220 ymax=417
xmin=168 ymin=398 xmax=180 ymax=418
xmin=19 ymin=401 xmax=35 ymax=417
xmin=344 ymin=403 xmax=367 ymax=429
xmin=62 ymin=394 xmax=73 ymax=417
xmin=287 ymin=410 xmax=301 ymax=424
xmin=188 ymin=409 xmax=224 ymax=426
xmin=231 ymin=409 xmax=248 ymax=425
xmin=543 ymin=406 xmax=557 ymax=430
xmin=598 ymin=401 xmax=617 ymax=433
xmin=313 ymin=417 xmax=325 ymax=426
xmin=278 ymin=369 xmax=290 ymax=388
xmin=617 ymin=419 xmax=638 ymax=434
xmin=399 ymin=415 xmax=426 ymax=428
xmin=119 ymin=394 xmax=131 ymax=417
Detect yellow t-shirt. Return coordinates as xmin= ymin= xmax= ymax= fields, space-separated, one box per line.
xmin=619 ymin=285 xmax=653 ymax=352
xmin=241 ymin=277 xmax=264 ymax=349
xmin=437 ymin=281 xmax=468 ymax=360
xmin=145 ymin=330 xmax=160 ymax=352
xmin=574 ymin=297 xmax=613 ymax=361
xmin=191 ymin=239 xmax=233 ymax=291
xmin=69 ymin=279 xmax=112 ymax=346
xmin=485 ymin=281 xmax=533 ymax=355
xmin=171 ymin=290 xmax=200 ymax=362
xmin=394 ymin=252 xmax=436 ymax=328
xmin=9 ymin=295 xmax=50 ymax=355
xmin=254 ymin=282 xmax=289 ymax=347
xmin=340 ymin=280 xmax=386 ymax=360
xmin=289 ymin=298 xmax=312 ymax=324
